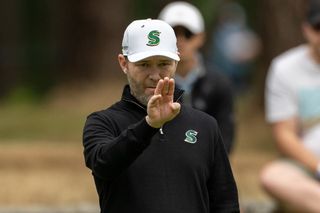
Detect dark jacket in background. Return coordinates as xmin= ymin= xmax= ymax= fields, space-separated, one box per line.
xmin=177 ymin=70 xmax=235 ymax=153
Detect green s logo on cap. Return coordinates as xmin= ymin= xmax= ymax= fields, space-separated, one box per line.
xmin=147 ymin=30 xmax=161 ymax=46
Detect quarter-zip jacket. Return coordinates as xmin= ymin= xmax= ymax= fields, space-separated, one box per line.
xmin=83 ymin=85 xmax=239 ymax=213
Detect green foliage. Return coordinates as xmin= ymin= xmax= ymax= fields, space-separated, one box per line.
xmin=20 ymin=0 xmax=55 ymax=99
xmin=4 ymin=86 xmax=40 ymax=105
xmin=237 ymin=0 xmax=259 ymax=28
xmin=192 ymin=0 xmax=220 ymax=28
xmin=130 ymin=0 xmax=220 ymax=27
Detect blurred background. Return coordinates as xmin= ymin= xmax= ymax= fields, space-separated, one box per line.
xmin=0 ymin=0 xmax=307 ymax=212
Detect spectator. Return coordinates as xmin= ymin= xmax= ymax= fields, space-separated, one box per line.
xmin=208 ymin=1 xmax=261 ymax=94
xmin=260 ymin=0 xmax=320 ymax=211
xmin=159 ymin=1 xmax=236 ymax=153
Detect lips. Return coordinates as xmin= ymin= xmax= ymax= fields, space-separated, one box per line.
xmin=145 ymin=87 xmax=156 ymax=94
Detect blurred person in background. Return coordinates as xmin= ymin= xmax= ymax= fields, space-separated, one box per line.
xmin=158 ymin=1 xmax=236 ymax=154
xmin=83 ymin=18 xmax=239 ymax=213
xmin=260 ymin=0 xmax=320 ymax=212
xmin=207 ymin=1 xmax=261 ymax=94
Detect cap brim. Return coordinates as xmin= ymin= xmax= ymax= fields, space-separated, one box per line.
xmin=166 ymin=20 xmax=199 ymax=34
xmin=127 ymin=51 xmax=180 ymax=62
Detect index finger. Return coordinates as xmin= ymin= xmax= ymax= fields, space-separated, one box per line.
xmin=154 ymin=79 xmax=164 ymax=95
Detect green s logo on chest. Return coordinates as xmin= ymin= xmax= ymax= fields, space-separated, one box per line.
xmin=184 ymin=130 xmax=198 ymax=144
xmin=147 ymin=30 xmax=161 ymax=46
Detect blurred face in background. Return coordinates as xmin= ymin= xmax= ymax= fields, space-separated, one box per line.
xmin=173 ymin=26 xmax=205 ymax=62
xmin=118 ymin=55 xmax=178 ymax=105
xmin=303 ymin=21 xmax=320 ymax=61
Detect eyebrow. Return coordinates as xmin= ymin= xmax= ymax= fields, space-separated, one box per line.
xmin=159 ymin=59 xmax=172 ymax=62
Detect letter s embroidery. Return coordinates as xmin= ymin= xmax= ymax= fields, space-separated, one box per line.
xmin=147 ymin=30 xmax=161 ymax=46
xmin=184 ymin=130 xmax=198 ymax=144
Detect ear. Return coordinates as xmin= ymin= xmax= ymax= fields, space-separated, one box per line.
xmin=118 ymin=54 xmax=128 ymax=74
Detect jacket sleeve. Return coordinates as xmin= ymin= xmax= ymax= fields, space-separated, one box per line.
xmin=208 ymin=120 xmax=240 ymax=213
xmin=82 ymin=112 xmax=159 ymax=180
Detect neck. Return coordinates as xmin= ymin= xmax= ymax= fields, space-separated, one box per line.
xmin=310 ymin=45 xmax=320 ymax=64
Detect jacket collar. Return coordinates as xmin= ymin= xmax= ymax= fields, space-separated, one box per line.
xmin=121 ymin=84 xmax=184 ymax=109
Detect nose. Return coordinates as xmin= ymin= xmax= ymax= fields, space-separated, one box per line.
xmin=148 ymin=67 xmax=161 ymax=82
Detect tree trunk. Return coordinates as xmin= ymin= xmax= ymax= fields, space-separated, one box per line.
xmin=252 ymin=0 xmax=307 ymax=109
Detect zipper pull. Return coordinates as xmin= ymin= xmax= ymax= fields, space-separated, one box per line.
xmin=159 ymin=127 xmax=164 ymax=135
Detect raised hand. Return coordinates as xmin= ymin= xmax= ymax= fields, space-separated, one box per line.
xmin=146 ymin=77 xmax=181 ymax=128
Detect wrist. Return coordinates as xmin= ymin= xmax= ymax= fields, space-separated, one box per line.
xmin=145 ymin=116 xmax=161 ymax=128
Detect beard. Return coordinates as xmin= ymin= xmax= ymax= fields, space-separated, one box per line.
xmin=127 ymin=76 xmax=151 ymax=106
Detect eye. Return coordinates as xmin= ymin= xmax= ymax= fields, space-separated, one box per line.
xmin=159 ymin=62 xmax=170 ymax=67
xmin=137 ymin=62 xmax=148 ymax=67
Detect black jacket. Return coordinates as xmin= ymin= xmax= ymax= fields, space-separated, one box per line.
xmin=83 ymin=85 xmax=239 ymax=213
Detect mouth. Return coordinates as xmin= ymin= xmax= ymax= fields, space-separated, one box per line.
xmin=146 ymin=84 xmax=157 ymax=89
xmin=145 ymin=87 xmax=156 ymax=94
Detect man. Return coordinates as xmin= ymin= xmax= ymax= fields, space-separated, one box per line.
xmin=83 ymin=18 xmax=239 ymax=213
xmin=158 ymin=2 xmax=235 ymax=153
xmin=260 ymin=0 xmax=320 ymax=212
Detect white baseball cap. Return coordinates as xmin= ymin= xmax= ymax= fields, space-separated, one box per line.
xmin=122 ymin=19 xmax=180 ymax=62
xmin=158 ymin=1 xmax=204 ymax=34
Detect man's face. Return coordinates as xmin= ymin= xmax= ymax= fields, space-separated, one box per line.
xmin=173 ymin=26 xmax=204 ymax=62
xmin=304 ymin=22 xmax=320 ymax=52
xmin=124 ymin=56 xmax=177 ymax=105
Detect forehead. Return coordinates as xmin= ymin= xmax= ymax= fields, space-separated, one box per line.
xmin=134 ymin=56 xmax=175 ymax=63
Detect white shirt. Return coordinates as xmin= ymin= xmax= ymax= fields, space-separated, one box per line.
xmin=266 ymin=44 xmax=320 ymax=157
